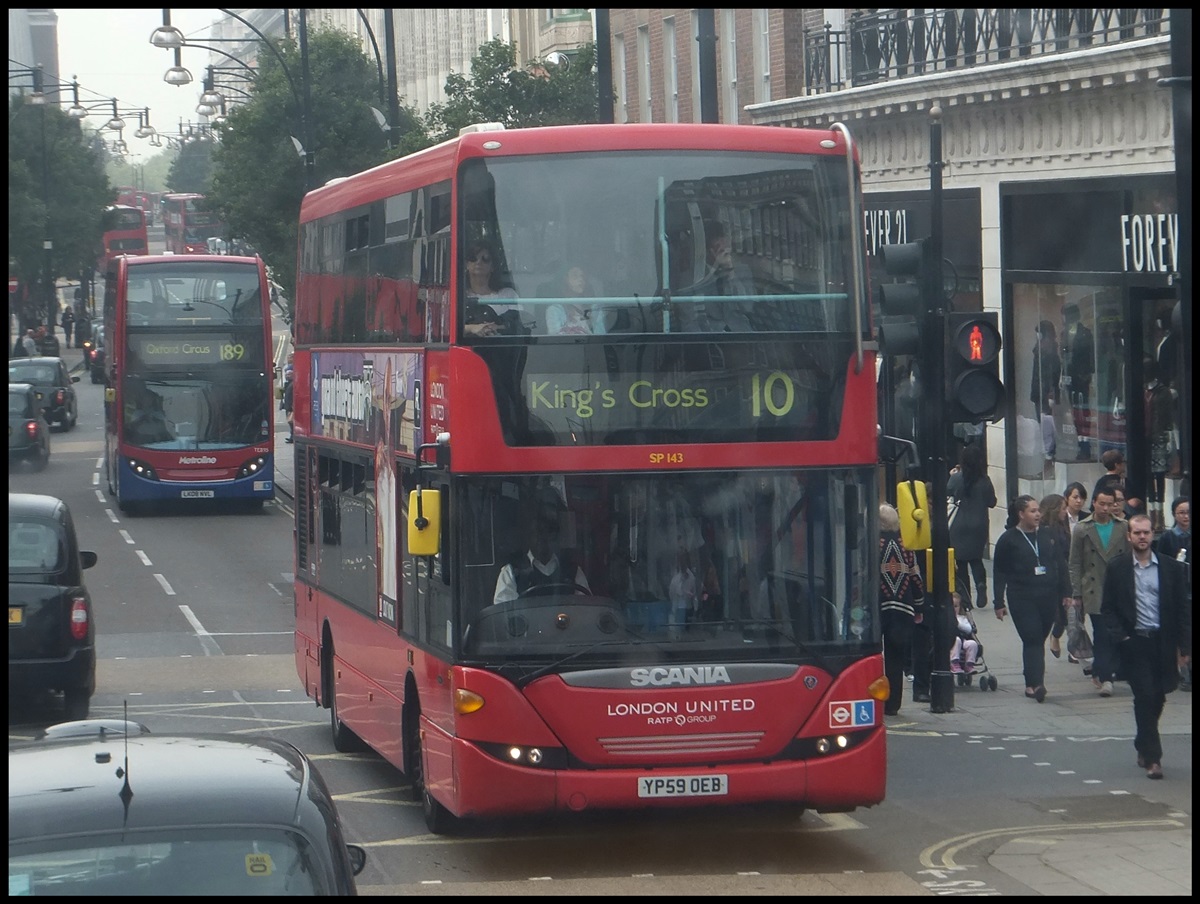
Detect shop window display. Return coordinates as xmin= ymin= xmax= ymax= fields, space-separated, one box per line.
xmin=1012 ymin=283 xmax=1122 ymax=485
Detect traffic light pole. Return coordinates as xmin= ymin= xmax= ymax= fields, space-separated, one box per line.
xmin=922 ymin=105 xmax=955 ymax=714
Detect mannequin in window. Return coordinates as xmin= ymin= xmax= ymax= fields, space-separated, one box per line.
xmin=1144 ymin=358 xmax=1178 ymax=533
xmin=1060 ymin=302 xmax=1094 ymax=460
xmin=1154 ymin=309 xmax=1177 ymax=388
xmin=1030 ymin=319 xmax=1061 ymax=464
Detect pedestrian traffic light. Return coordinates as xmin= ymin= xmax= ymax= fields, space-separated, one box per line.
xmin=946 ymin=312 xmax=1003 ymax=423
xmin=876 ymin=238 xmax=933 ymax=357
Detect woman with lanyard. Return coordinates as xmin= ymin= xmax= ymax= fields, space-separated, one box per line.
xmin=992 ymin=495 xmax=1073 ymax=702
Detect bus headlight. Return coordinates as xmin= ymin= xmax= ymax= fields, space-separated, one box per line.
xmin=478 ymin=741 xmax=564 ymax=768
xmin=237 ymin=455 xmax=267 ymax=478
xmin=127 ymin=458 xmax=159 ymax=480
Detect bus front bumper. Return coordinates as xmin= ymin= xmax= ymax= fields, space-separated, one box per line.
xmin=425 ymin=721 xmax=886 ymax=821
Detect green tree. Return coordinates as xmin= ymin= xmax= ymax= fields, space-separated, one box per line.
xmin=8 ymin=97 xmax=111 ymax=329
xmin=209 ymin=27 xmax=409 ymax=302
xmin=423 ymin=40 xmax=598 ymax=143
xmin=166 ymin=138 xmax=215 ymax=194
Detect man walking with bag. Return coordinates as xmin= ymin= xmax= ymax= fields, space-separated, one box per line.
xmin=1070 ymin=485 xmax=1129 ymax=696
xmin=1101 ymin=514 xmax=1190 ymax=779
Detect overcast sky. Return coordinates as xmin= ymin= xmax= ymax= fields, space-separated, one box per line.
xmin=55 ymin=9 xmax=229 ymax=151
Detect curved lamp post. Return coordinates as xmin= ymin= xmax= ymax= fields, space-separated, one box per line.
xmin=150 ymin=7 xmax=313 ymax=190
xmin=9 ymin=68 xmax=148 ymax=329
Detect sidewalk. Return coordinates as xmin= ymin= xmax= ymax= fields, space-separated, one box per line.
xmin=895 ymin=602 xmax=1191 ymax=740
xmin=895 ymin=600 xmax=1191 ymax=896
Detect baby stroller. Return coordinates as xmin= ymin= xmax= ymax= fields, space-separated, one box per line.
xmin=951 ymin=608 xmax=998 ymax=691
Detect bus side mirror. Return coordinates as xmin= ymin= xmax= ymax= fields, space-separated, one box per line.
xmin=896 ymin=479 xmax=931 ymax=551
xmin=408 ymin=489 xmax=441 ymax=556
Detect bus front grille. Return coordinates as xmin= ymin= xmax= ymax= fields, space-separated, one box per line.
xmin=597 ymin=731 xmax=766 ymax=757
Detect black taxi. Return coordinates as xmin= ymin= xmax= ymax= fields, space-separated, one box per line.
xmin=9 ymin=724 xmax=367 ymax=895
xmin=8 ymin=493 xmax=98 ymax=720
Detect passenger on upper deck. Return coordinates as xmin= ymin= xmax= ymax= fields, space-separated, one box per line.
xmin=462 ymin=240 xmax=521 ymax=338
xmin=545 ymin=265 xmax=607 ymax=336
xmin=675 ymin=222 xmax=757 ymax=333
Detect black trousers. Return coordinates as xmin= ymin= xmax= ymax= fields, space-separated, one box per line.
xmin=1121 ymin=633 xmax=1168 ymax=765
xmin=1007 ymin=592 xmax=1057 ymax=689
xmin=881 ymin=610 xmax=914 ymax=714
xmin=911 ymin=618 xmax=933 ymax=698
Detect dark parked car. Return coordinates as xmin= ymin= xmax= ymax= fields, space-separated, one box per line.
xmin=8 ymin=384 xmax=51 ymax=470
xmin=9 ymin=723 xmax=367 ymax=896
xmin=8 ymin=493 xmax=98 ymax=720
xmin=84 ymin=323 xmax=106 ymax=383
xmin=7 ymin=356 xmax=79 ymax=430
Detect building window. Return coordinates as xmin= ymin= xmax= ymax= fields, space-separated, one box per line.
xmin=721 ymin=9 xmax=738 ymax=123
xmin=637 ymin=25 xmax=652 ymax=122
xmin=663 ymin=17 xmax=679 ymax=123
xmin=753 ymin=9 xmax=771 ymax=104
xmin=614 ymin=33 xmax=628 ymax=123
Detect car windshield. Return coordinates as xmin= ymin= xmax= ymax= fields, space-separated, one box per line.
xmin=8 ymin=363 xmax=58 ymax=384
xmin=9 ymin=827 xmax=329 ymax=895
xmin=8 ymin=519 xmax=65 ymax=574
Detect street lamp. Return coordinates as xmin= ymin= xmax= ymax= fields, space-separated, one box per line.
xmin=8 ymin=67 xmax=123 ymax=334
xmin=152 ymin=7 xmax=313 ymax=189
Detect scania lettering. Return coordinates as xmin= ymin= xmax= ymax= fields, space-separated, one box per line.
xmin=629 ymin=665 xmax=733 ymax=686
xmin=292 ymin=122 xmax=887 ymax=835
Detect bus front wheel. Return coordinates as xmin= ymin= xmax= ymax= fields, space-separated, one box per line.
xmin=405 ymin=699 xmax=459 ymax=835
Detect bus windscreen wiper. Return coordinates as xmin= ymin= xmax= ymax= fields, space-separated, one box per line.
xmin=515 ymin=638 xmax=661 ymax=689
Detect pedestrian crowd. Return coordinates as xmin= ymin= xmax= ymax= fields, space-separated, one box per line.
xmin=882 ymin=451 xmax=1190 ymax=782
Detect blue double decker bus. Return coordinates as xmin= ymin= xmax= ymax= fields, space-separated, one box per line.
xmin=103 ymin=254 xmax=275 ymax=511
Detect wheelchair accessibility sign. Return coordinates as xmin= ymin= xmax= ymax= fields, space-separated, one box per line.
xmin=829 ymin=699 xmax=875 ymax=729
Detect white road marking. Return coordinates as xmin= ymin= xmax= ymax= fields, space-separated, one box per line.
xmin=154 ymin=574 xmax=176 ymax=595
xmin=119 ymin=530 xmax=134 ymax=544
xmin=137 ymin=550 xmax=152 ymax=566
xmin=179 ymin=605 xmax=207 ymax=633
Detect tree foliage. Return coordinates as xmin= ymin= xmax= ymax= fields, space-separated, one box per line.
xmin=423 ymin=40 xmax=598 ymax=143
xmin=8 ymin=97 xmax=111 ymax=324
xmin=166 ymin=139 xmax=215 ymax=194
xmin=209 ymin=27 xmax=396 ymax=300
xmin=205 ymin=32 xmax=598 ymax=306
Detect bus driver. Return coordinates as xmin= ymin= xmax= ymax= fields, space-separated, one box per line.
xmin=493 ymin=489 xmax=590 ymax=604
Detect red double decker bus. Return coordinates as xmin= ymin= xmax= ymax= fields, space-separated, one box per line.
xmin=115 ymin=187 xmax=155 ymax=225
xmin=161 ymin=192 xmax=224 ymax=254
xmin=102 ymin=254 xmax=275 ymax=512
xmin=97 ymin=205 xmax=148 ymax=271
xmin=292 ymin=123 xmax=883 ymax=834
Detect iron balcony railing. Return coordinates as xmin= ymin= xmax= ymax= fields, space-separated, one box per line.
xmin=804 ymin=8 xmax=1169 ymax=94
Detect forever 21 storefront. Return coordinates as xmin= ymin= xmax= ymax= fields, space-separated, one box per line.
xmin=1003 ymin=173 xmax=1183 ymax=529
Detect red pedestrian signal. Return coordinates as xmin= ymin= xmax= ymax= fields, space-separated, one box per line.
xmin=946 ymin=312 xmax=1003 ymax=423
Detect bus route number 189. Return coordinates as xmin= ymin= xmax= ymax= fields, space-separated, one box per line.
xmin=637 ymin=774 xmax=728 ymax=798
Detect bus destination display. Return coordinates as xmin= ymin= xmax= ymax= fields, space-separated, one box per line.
xmin=128 ymin=334 xmax=260 ymax=367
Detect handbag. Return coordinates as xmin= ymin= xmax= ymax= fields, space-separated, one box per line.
xmin=947 ymin=497 xmax=960 ymax=530
xmin=1066 ymin=603 xmax=1094 ymax=661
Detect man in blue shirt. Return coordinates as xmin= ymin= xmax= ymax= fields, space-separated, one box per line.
xmin=1101 ymin=514 xmax=1191 ymax=780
